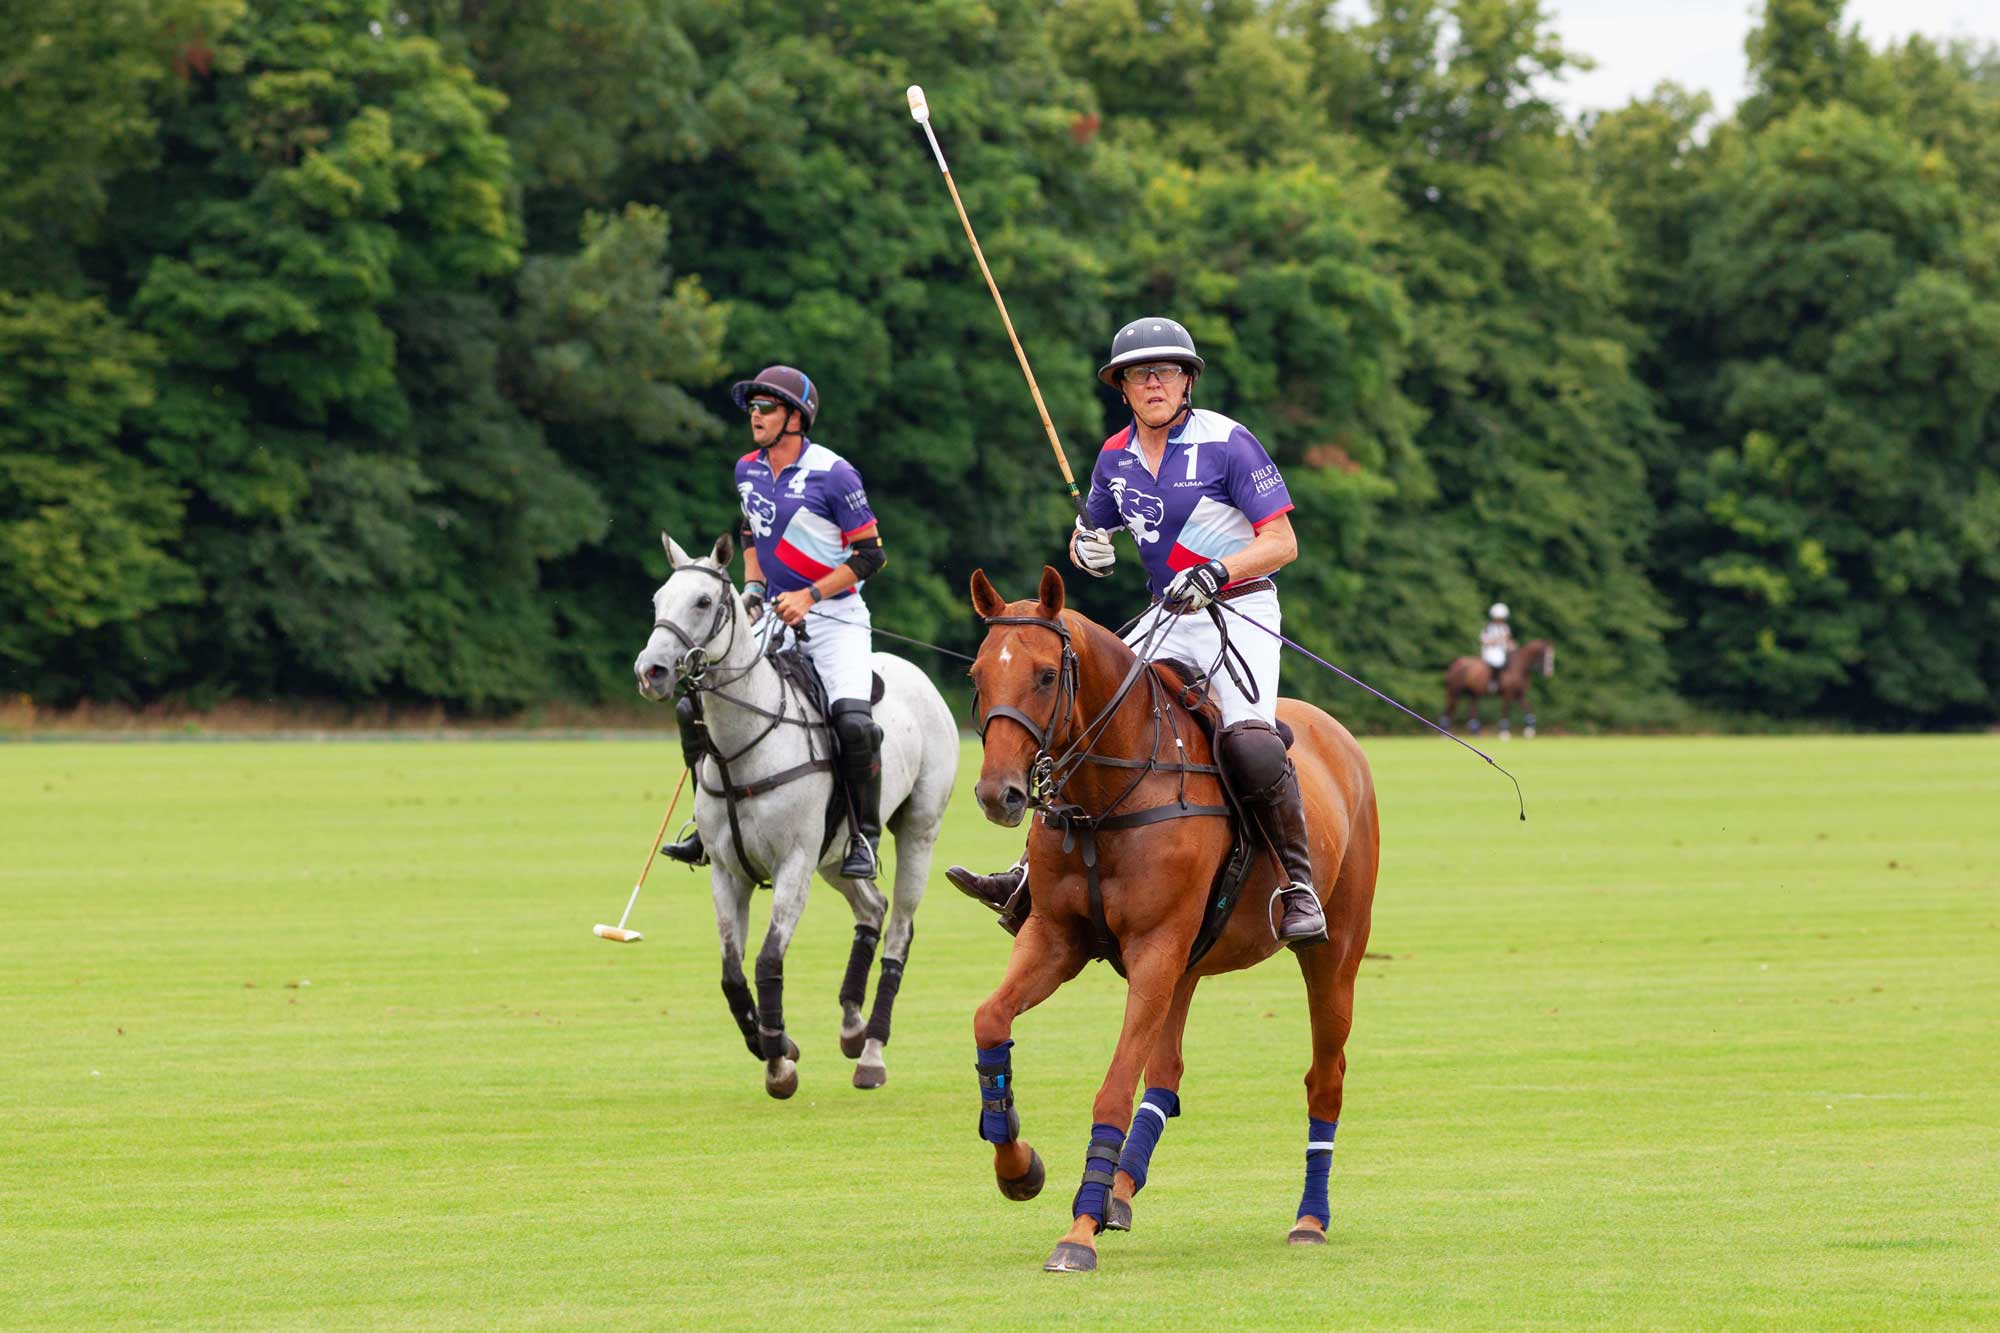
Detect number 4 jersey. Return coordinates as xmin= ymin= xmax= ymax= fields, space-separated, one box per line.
xmin=1084 ymin=408 xmax=1294 ymax=599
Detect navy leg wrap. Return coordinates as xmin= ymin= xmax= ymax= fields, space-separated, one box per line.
xmin=754 ymin=955 xmax=786 ymax=1060
xmin=1071 ymin=1123 xmax=1126 ymax=1230
xmin=975 ymin=1041 xmax=1019 ymax=1144
xmin=1298 ymin=1117 xmax=1337 ymax=1226
xmin=720 ymin=974 xmax=760 ymax=1059
xmin=838 ymin=924 xmax=879 ymax=1012
xmin=864 ymin=955 xmax=903 ymax=1044
xmin=1115 ymin=1087 xmax=1180 ymax=1194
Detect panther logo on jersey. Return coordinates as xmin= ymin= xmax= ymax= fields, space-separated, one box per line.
xmin=1108 ymin=476 xmax=1165 ymax=546
xmin=739 ymin=482 xmax=778 ymax=539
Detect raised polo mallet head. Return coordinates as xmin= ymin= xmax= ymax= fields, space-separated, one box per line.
xmin=906 ymin=84 xmax=929 ymax=124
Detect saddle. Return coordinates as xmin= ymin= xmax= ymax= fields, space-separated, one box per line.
xmin=695 ymin=644 xmax=885 ymax=888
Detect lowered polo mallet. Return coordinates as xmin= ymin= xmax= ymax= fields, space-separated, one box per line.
xmin=594 ymin=766 xmax=692 ymax=943
xmin=907 ymin=84 xmax=1085 ymax=520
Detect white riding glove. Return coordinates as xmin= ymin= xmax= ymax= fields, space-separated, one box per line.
xmin=1070 ymin=519 xmax=1116 ymax=578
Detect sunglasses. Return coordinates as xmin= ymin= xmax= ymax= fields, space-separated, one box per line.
xmin=1120 ymin=363 xmax=1188 ymax=386
xmin=747 ymin=398 xmax=788 ymax=416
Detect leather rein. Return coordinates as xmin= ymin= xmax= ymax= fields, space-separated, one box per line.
xmin=973 ymin=610 xmax=1233 ymax=970
xmin=655 ymin=564 xmax=835 ymax=885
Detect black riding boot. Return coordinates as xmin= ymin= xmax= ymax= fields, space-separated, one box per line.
xmin=945 ymin=857 xmax=1031 ymax=935
xmin=1218 ymin=720 xmax=1329 ymax=949
xmin=659 ymin=694 xmax=709 ymax=866
xmin=830 ymin=699 xmax=883 ymax=880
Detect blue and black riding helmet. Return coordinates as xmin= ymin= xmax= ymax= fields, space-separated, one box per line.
xmin=730 ymin=365 xmax=820 ymax=430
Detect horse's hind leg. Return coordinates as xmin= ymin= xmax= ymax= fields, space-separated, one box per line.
xmin=828 ymin=874 xmax=887 ymax=1063
xmin=973 ymin=914 xmax=1085 ymax=1202
xmin=1105 ymin=972 xmax=1198 ymax=1234
xmin=847 ymin=816 xmax=934 ymax=1089
xmin=1289 ymin=904 xmax=1367 ymax=1245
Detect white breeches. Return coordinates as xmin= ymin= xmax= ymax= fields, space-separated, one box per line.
xmin=1481 ymin=647 xmax=1507 ymax=669
xmin=759 ymin=594 xmax=873 ymax=704
xmin=1122 ymin=587 xmax=1282 ymax=726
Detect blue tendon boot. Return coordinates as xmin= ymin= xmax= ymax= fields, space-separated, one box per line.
xmin=977 ymin=1041 xmax=1045 ymax=1201
xmin=1046 ymin=1123 xmax=1126 ymax=1272
xmin=1104 ymin=1088 xmax=1179 ymax=1232
xmin=1289 ymin=1117 xmax=1338 ymax=1245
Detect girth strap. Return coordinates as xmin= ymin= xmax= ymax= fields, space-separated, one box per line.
xmin=1045 ymin=800 xmax=1231 ymax=978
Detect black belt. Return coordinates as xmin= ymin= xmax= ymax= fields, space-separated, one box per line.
xmin=1152 ymin=577 xmax=1273 ymax=608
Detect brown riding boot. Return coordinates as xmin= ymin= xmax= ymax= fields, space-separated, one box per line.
xmin=945 ymin=857 xmax=1031 ymax=935
xmin=1247 ymin=765 xmax=1329 ymax=949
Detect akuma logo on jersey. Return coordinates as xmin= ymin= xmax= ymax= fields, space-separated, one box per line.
xmin=738 ymin=482 xmax=777 ymax=538
xmin=1108 ymin=476 xmax=1165 ymax=546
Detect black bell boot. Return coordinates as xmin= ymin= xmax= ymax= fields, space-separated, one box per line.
xmin=831 ymin=699 xmax=883 ymax=880
xmin=660 ymin=693 xmax=710 ymax=865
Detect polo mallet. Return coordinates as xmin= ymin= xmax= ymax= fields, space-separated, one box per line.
xmin=907 ymin=84 xmax=1085 ymax=521
xmin=594 ymin=766 xmax=692 ymax=943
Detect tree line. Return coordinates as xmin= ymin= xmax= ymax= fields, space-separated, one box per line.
xmin=3 ymin=0 xmax=1995 ymax=728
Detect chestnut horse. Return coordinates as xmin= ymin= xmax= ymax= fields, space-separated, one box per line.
xmin=966 ymin=567 xmax=1380 ymax=1273
xmin=1442 ymin=639 xmax=1554 ymax=738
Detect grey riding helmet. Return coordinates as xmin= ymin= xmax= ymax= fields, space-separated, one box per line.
xmin=730 ymin=365 xmax=820 ymax=429
xmin=1096 ymin=316 xmax=1205 ymax=387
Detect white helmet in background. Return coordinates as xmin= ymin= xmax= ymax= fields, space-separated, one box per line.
xmin=1489 ymin=603 xmax=1510 ymax=620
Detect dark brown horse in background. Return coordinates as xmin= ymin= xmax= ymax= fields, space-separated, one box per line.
xmin=965 ymin=567 xmax=1380 ymax=1273
xmin=1442 ymin=639 xmax=1554 ymax=739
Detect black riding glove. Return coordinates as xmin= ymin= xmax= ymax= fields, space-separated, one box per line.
xmin=741 ymin=580 xmax=767 ymax=623
xmin=1162 ymin=559 xmax=1229 ymax=613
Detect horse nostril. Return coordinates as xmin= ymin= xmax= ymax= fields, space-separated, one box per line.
xmin=1004 ymin=785 xmax=1026 ymax=812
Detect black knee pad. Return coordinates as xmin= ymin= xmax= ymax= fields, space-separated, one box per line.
xmin=1216 ymin=720 xmax=1292 ymax=801
xmin=831 ymin=698 xmax=882 ymax=767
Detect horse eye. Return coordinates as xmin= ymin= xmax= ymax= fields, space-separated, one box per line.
xmin=1038 ymin=667 xmax=1058 ymax=688
xmin=695 ymin=595 xmax=713 ymax=610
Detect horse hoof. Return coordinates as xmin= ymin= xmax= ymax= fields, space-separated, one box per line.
xmin=765 ymin=1061 xmax=798 ymax=1100
xmin=852 ymin=1063 xmax=886 ymax=1090
xmin=1043 ymin=1241 xmax=1097 ymax=1273
xmin=1104 ymin=1196 xmax=1132 ymax=1232
xmin=1287 ymin=1224 xmax=1327 ymax=1246
xmin=996 ymin=1147 xmax=1045 ymax=1201
xmin=839 ymin=1030 xmax=866 ymax=1059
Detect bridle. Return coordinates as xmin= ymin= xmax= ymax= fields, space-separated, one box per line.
xmin=651 ymin=563 xmax=749 ymax=688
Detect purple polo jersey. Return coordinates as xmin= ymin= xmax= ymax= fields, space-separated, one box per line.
xmin=734 ymin=441 xmax=877 ymax=598
xmin=1084 ymin=408 xmax=1295 ymax=597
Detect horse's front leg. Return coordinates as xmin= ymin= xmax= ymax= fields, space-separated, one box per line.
xmin=973 ymin=913 xmax=1084 ymax=1201
xmin=1044 ymin=937 xmax=1185 ymax=1274
xmin=711 ymin=868 xmax=763 ymax=1060
xmin=754 ymin=850 xmax=815 ymax=1099
xmin=1103 ymin=971 xmax=1199 ymax=1234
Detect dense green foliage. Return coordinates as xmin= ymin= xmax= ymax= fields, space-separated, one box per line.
xmin=3 ymin=0 xmax=1995 ymax=725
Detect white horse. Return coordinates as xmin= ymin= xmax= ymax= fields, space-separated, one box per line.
xmin=634 ymin=532 xmax=958 ymax=1097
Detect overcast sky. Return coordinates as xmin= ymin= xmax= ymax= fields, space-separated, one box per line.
xmin=1535 ymin=0 xmax=1999 ymax=117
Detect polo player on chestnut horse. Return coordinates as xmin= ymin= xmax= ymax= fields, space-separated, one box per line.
xmin=947 ymin=315 xmax=1378 ymax=1274
xmin=1443 ymin=639 xmax=1556 ymax=739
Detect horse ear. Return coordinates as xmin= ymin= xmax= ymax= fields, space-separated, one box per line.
xmin=661 ymin=532 xmax=692 ymax=568
xmin=1037 ymin=565 xmax=1066 ymax=617
xmin=711 ymin=531 xmax=735 ymax=567
xmin=969 ymin=568 xmax=1006 ymax=620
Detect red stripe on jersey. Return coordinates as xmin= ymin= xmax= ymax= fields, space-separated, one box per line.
xmin=1101 ymin=426 xmax=1134 ymax=453
xmin=1165 ymin=543 xmax=1205 ymax=573
xmin=774 ymin=539 xmax=835 ymax=580
xmin=1251 ymin=503 xmax=1295 ymax=531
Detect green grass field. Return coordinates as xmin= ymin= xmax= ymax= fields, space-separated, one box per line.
xmin=3 ymin=734 xmax=1996 ymax=1328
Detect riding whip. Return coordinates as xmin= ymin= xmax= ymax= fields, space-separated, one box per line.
xmin=907 ymin=84 xmax=1085 ymax=520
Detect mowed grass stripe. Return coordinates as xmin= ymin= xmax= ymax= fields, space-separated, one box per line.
xmin=3 ymin=736 xmax=1995 ymax=1328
